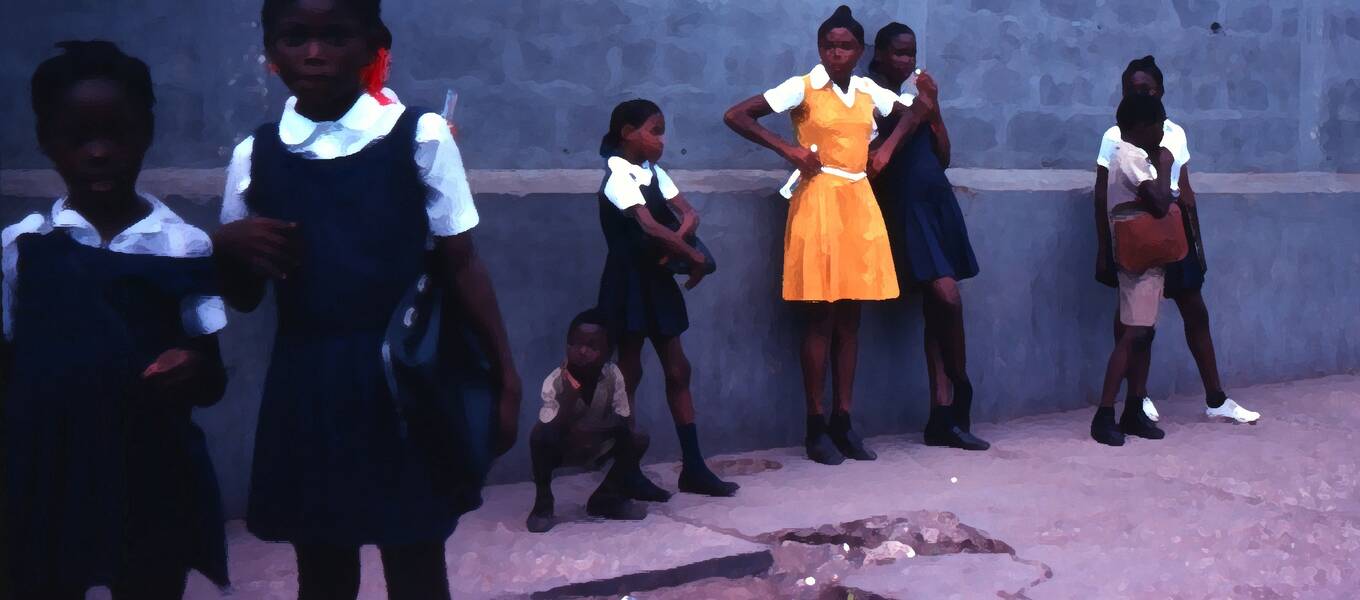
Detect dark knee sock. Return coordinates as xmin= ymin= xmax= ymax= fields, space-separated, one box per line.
xmin=1206 ymin=390 xmax=1227 ymax=409
xmin=926 ymin=403 xmax=955 ymax=432
xmin=806 ymin=413 xmax=828 ymax=444
xmin=827 ymin=409 xmax=851 ymax=433
xmin=380 ymin=542 xmax=451 ymax=600
xmin=296 ymin=543 xmax=361 ymax=600
xmin=676 ymin=423 xmax=712 ymax=473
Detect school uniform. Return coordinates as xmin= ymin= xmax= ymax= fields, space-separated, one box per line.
xmin=868 ymin=75 xmax=979 ymax=286
xmin=1105 ymin=141 xmax=1165 ymax=327
xmin=763 ymin=64 xmax=906 ymax=301
xmin=221 ymin=89 xmax=478 ymax=552
xmin=534 ymin=363 xmax=633 ymax=467
xmin=2 ymin=196 xmax=228 ymax=596
xmin=597 ymin=156 xmax=689 ymax=337
xmin=1098 ymin=120 xmax=1204 ymax=296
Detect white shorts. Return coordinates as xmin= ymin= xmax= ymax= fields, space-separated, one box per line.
xmin=1117 ymin=267 xmax=1165 ymax=327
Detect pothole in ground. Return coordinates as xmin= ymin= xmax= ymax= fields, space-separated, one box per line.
xmin=575 ymin=511 xmax=1022 ymax=600
xmin=671 ymin=457 xmax=783 ymax=477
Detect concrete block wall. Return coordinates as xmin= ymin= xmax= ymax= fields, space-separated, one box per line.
xmin=3 ymin=1 xmax=1359 ymax=172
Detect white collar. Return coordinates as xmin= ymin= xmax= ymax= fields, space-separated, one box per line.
xmin=607 ymin=156 xmax=655 ymax=187
xmin=50 ymin=192 xmax=176 ymax=237
xmin=278 ymin=88 xmax=401 ymax=146
xmin=807 ymin=64 xmax=876 ymax=108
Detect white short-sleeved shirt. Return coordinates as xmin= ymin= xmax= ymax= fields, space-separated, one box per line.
xmin=220 ymin=89 xmax=479 ymax=240
xmin=601 ymin=156 xmax=680 ymax=211
xmin=2 ymin=194 xmax=227 ymax=341
xmin=1106 ymin=141 xmax=1159 ymax=220
xmin=539 ymin=362 xmax=631 ymax=425
xmin=1097 ymin=119 xmax=1189 ymax=195
xmin=763 ymin=64 xmax=909 ymax=139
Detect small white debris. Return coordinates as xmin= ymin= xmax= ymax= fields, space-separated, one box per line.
xmin=950 ymin=477 xmax=958 ymax=484
xmin=257 ymin=55 xmax=266 ymax=64
xmin=842 ymin=543 xmax=851 ymax=552
xmin=804 ymin=576 xmax=817 ymax=586
xmin=906 ymin=545 xmax=917 ymax=558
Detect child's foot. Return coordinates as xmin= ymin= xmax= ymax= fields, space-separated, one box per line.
xmin=678 ymin=465 xmax=740 ymax=497
xmin=1091 ymin=408 xmax=1125 ymax=446
xmin=586 ymin=488 xmax=647 ymax=521
xmin=1206 ymin=398 xmax=1260 ymax=423
xmin=805 ymin=431 xmax=846 ymax=465
xmin=1119 ymin=404 xmax=1166 ymax=440
xmin=623 ymin=467 xmax=673 ymax=503
xmin=526 ymin=495 xmax=556 ymax=533
xmin=923 ymin=424 xmax=991 ymax=451
xmin=827 ymin=412 xmax=877 ymax=460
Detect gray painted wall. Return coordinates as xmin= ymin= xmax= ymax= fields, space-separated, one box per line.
xmin=5 ymin=186 xmax=1358 ymax=519
xmin=3 ymin=0 xmax=1359 ymax=172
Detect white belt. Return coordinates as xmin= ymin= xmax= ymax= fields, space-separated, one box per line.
xmin=778 ymin=145 xmax=867 ymax=199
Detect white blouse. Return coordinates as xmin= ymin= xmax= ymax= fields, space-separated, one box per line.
xmin=221 ymin=89 xmax=480 ymax=238
xmin=601 ymin=156 xmax=680 ymax=211
xmin=1097 ymin=119 xmax=1191 ymax=195
xmin=2 ymin=194 xmax=227 ymax=341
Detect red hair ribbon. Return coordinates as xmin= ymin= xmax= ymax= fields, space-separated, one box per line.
xmin=360 ymin=48 xmax=394 ymax=105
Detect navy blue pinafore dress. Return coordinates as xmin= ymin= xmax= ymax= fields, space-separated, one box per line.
xmin=5 ymin=231 xmax=228 ymax=593
xmin=596 ymin=163 xmax=690 ymax=338
xmin=871 ymin=121 xmax=979 ymax=286
xmin=244 ymin=107 xmax=462 ymax=545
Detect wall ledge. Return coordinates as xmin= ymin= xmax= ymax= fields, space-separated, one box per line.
xmin=5 ymin=168 xmax=1360 ymax=200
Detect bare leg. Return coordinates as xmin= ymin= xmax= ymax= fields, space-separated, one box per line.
xmin=830 ymin=301 xmax=862 ymax=414
xmin=799 ymin=303 xmax=835 ymax=416
xmin=1174 ymin=290 xmax=1225 ymax=397
xmin=653 ymin=335 xmax=696 ymax=425
xmin=925 ymin=324 xmax=951 ymax=407
xmin=616 ymin=333 xmax=647 ymax=415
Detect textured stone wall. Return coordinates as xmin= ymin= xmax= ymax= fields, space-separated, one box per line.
xmin=2 ymin=0 xmax=1358 ymax=172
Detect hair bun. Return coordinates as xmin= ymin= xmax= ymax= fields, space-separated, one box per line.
xmin=834 ymin=5 xmax=853 ymax=18
xmin=1142 ymin=55 xmax=1157 ymax=64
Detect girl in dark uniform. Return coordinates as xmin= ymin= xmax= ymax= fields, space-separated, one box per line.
xmin=5 ymin=41 xmax=229 ymax=599
xmin=868 ymin=23 xmax=990 ymax=451
xmin=595 ymin=99 xmax=738 ymax=498
xmin=213 ymin=1 xmax=522 ymax=597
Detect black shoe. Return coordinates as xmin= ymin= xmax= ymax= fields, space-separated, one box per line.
xmin=924 ymin=425 xmax=991 ymax=451
xmin=828 ymin=424 xmax=878 ymax=460
xmin=805 ymin=431 xmax=846 ymax=465
xmin=526 ymin=495 xmax=555 ymax=533
xmin=827 ymin=411 xmax=877 ymax=460
xmin=1120 ymin=405 xmax=1166 ymax=440
xmin=678 ymin=465 xmax=740 ymax=497
xmin=586 ymin=487 xmax=647 ymax=521
xmin=623 ymin=467 xmax=673 ymax=503
xmin=1091 ymin=409 xmax=1126 ymax=446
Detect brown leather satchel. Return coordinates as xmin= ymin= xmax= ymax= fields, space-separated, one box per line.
xmin=1113 ymin=203 xmax=1189 ymax=274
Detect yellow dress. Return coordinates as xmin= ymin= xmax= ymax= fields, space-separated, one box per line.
xmin=782 ymin=76 xmax=900 ymax=302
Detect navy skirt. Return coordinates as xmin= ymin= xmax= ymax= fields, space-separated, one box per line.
xmin=872 ymin=128 xmax=979 ymax=286
xmin=597 ymin=252 xmax=689 ymax=339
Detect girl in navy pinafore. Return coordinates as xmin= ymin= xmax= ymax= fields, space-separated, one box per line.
xmin=242 ymin=107 xmax=457 ymax=545
xmin=868 ymin=23 xmax=990 ymax=452
xmin=597 ymin=163 xmax=690 ymax=338
xmin=592 ymin=99 xmax=739 ymax=499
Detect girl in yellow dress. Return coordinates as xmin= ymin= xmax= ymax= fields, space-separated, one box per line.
xmin=725 ymin=5 xmax=926 ymax=465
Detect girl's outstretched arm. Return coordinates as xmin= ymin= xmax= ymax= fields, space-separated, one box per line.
xmin=723 ymin=95 xmax=822 ymax=178
xmin=433 ymin=233 xmax=522 ymax=457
